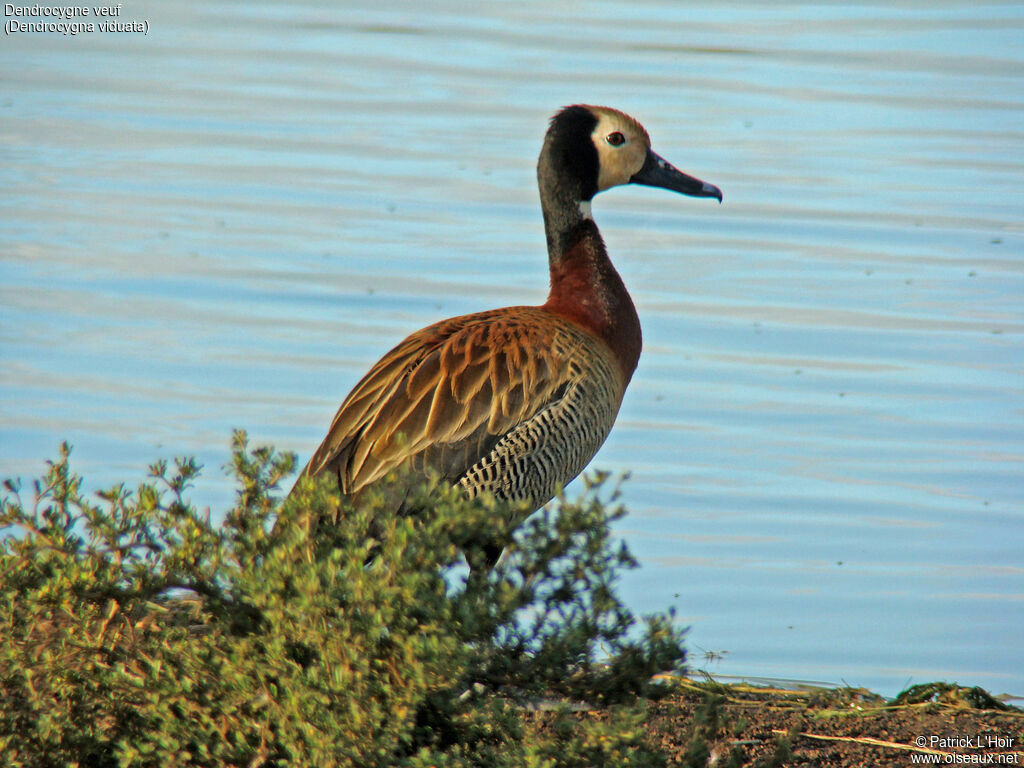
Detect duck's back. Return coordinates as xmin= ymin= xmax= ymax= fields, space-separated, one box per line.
xmin=305 ymin=305 xmax=629 ymax=512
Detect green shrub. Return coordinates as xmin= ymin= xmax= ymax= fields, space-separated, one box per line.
xmin=0 ymin=432 xmax=685 ymax=767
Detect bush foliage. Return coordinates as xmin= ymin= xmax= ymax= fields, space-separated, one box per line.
xmin=0 ymin=432 xmax=686 ymax=767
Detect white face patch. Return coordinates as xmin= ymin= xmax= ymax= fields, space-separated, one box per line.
xmin=578 ymin=200 xmax=593 ymax=219
xmin=588 ymin=107 xmax=650 ymax=192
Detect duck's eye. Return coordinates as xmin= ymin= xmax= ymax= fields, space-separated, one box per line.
xmin=605 ymin=131 xmax=626 ymax=147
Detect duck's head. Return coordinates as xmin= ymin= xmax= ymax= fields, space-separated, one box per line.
xmin=538 ymin=104 xmax=722 ymax=211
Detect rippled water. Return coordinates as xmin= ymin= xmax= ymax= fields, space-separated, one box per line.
xmin=2 ymin=1 xmax=1022 ymax=697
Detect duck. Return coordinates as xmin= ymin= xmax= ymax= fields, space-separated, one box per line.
xmin=300 ymin=105 xmax=721 ymax=565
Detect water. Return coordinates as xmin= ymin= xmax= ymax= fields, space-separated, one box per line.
xmin=2 ymin=1 xmax=1022 ymax=698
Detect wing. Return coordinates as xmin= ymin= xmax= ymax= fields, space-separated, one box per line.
xmin=305 ymin=307 xmax=581 ymax=495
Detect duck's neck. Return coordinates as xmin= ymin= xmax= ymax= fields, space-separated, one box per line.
xmin=540 ymin=172 xmax=587 ymax=257
xmin=542 ymin=212 xmax=643 ymax=384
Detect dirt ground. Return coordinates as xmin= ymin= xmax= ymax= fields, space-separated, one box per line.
xmin=534 ymin=680 xmax=1024 ymax=767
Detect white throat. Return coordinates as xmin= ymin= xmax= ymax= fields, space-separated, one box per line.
xmin=578 ymin=200 xmax=593 ymax=220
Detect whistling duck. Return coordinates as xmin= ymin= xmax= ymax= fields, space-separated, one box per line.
xmin=302 ymin=105 xmax=721 ymax=560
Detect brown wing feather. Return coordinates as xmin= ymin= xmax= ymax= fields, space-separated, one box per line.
xmin=305 ymin=307 xmax=575 ymax=495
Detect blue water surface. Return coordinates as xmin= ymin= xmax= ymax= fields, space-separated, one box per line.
xmin=2 ymin=0 xmax=1022 ymax=697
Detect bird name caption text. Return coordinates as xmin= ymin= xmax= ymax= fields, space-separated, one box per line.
xmin=4 ymin=4 xmax=149 ymax=35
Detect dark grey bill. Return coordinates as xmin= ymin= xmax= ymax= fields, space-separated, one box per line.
xmin=630 ymin=149 xmax=723 ymax=203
